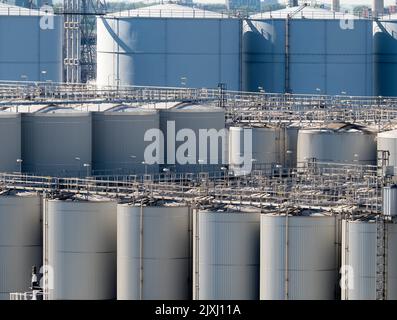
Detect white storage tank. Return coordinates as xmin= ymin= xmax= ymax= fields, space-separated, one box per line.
xmin=374 ymin=14 xmax=397 ymax=96
xmin=0 ymin=113 xmax=21 ymax=173
xmin=297 ymin=123 xmax=377 ymax=165
xmin=383 ymin=185 xmax=397 ymax=217
xmin=243 ymin=6 xmax=374 ymax=95
xmin=160 ymin=103 xmax=226 ymax=173
xmin=0 ymin=192 xmax=41 ymax=300
xmin=193 ymin=207 xmax=260 ymax=300
xmin=341 ymin=219 xmax=397 ymax=300
xmin=378 ymin=129 xmax=397 ymax=168
xmin=21 ymin=107 xmax=92 ymax=177
xmin=260 ymin=210 xmax=338 ymax=300
xmin=0 ymin=3 xmax=63 ymax=82
xmin=97 ymin=3 xmax=241 ymax=90
xmin=117 ymin=202 xmax=191 ymax=300
xmin=43 ymin=198 xmax=117 ymax=300
xmin=92 ymin=105 xmax=160 ymax=175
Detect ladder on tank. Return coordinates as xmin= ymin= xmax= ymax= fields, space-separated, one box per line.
xmin=375 ymin=216 xmax=388 ymax=300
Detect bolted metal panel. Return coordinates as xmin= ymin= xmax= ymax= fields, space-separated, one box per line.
xmin=0 ymin=194 xmax=41 ymax=300
xmin=44 ymin=199 xmax=117 ymax=300
xmin=193 ymin=209 xmax=260 ymax=300
xmin=96 ymin=7 xmax=241 ymax=90
xmin=92 ymin=109 xmax=160 ymax=175
xmin=260 ymin=214 xmax=338 ymax=300
xmin=341 ymin=220 xmax=397 ymax=300
xmin=297 ymin=128 xmax=377 ymax=165
xmin=117 ymin=204 xmax=192 ymax=300
xmin=21 ymin=112 xmax=92 ymax=177
xmin=0 ymin=113 xmax=21 ymax=173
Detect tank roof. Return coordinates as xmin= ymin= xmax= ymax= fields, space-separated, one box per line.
xmin=250 ymin=6 xmax=360 ymax=20
xmin=106 ymin=3 xmax=230 ymax=19
xmin=378 ymin=129 xmax=397 ymax=138
xmin=0 ymin=3 xmax=54 ymax=16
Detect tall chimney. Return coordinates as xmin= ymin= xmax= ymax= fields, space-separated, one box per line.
xmin=332 ymin=0 xmax=340 ymax=12
xmin=373 ymin=0 xmax=385 ymax=17
xmin=286 ymin=0 xmax=299 ymax=7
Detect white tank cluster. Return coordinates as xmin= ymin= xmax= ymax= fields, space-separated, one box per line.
xmin=297 ymin=123 xmax=377 ymax=165
xmin=243 ymin=6 xmax=374 ymax=95
xmin=193 ymin=206 xmax=260 ymax=300
xmin=44 ymin=197 xmax=117 ymax=300
xmin=260 ymin=210 xmax=339 ymax=300
xmin=0 ymin=112 xmax=21 ymax=173
xmin=117 ymin=202 xmax=191 ymax=300
xmin=341 ymin=218 xmax=397 ymax=300
xmin=96 ymin=3 xmax=241 ymax=90
xmin=0 ymin=3 xmax=63 ymax=82
xmin=0 ymin=192 xmax=41 ymax=300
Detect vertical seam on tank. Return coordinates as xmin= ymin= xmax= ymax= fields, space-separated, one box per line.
xmin=165 ymin=19 xmax=168 ymax=86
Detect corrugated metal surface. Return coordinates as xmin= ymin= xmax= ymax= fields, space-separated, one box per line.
xmin=297 ymin=128 xmax=377 ymax=165
xmin=0 ymin=194 xmax=41 ymax=300
xmin=383 ymin=186 xmax=397 ymax=217
xmin=193 ymin=209 xmax=260 ymax=300
xmin=21 ymin=112 xmax=92 ymax=177
xmin=260 ymin=214 xmax=338 ymax=300
xmin=96 ymin=4 xmax=241 ymax=90
xmin=341 ymin=220 xmax=397 ymax=300
xmin=0 ymin=4 xmax=63 ymax=82
xmin=243 ymin=11 xmax=374 ymax=95
xmin=44 ymin=200 xmax=117 ymax=300
xmin=0 ymin=113 xmax=21 ymax=173
xmin=92 ymin=109 xmax=159 ymax=175
xmin=160 ymin=105 xmax=226 ymax=172
xmin=117 ymin=204 xmax=191 ymax=300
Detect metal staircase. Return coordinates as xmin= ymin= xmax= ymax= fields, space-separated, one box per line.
xmin=375 ymin=217 xmax=388 ymax=300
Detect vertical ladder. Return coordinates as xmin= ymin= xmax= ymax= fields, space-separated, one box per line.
xmin=64 ymin=0 xmax=81 ymax=83
xmin=375 ymin=217 xmax=387 ymax=300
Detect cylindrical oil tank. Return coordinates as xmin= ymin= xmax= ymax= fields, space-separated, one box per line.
xmin=160 ymin=103 xmax=226 ymax=173
xmin=117 ymin=203 xmax=191 ymax=300
xmin=260 ymin=212 xmax=339 ymax=300
xmin=92 ymin=106 xmax=159 ymax=175
xmin=0 ymin=113 xmax=21 ymax=172
xmin=243 ymin=7 xmax=374 ymax=95
xmin=297 ymin=123 xmax=377 ymax=165
xmin=341 ymin=219 xmax=397 ymax=300
xmin=374 ymin=15 xmax=397 ymax=96
xmin=97 ymin=3 xmax=241 ymax=90
xmin=0 ymin=193 xmax=41 ymax=300
xmin=44 ymin=199 xmax=117 ymax=300
xmin=383 ymin=185 xmax=397 ymax=217
xmin=0 ymin=4 xmax=63 ymax=82
xmin=378 ymin=129 xmax=397 ymax=168
xmin=21 ymin=107 xmax=92 ymax=177
xmin=193 ymin=208 xmax=260 ymax=300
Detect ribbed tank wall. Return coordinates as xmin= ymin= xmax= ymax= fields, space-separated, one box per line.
xmin=21 ymin=113 xmax=92 ymax=177
xmin=92 ymin=111 xmax=160 ymax=175
xmin=193 ymin=210 xmax=260 ymax=300
xmin=44 ymin=200 xmax=117 ymax=300
xmin=243 ymin=19 xmax=373 ymax=95
xmin=117 ymin=205 xmax=191 ymax=300
xmin=297 ymin=130 xmax=377 ymax=165
xmin=0 ymin=114 xmax=21 ymax=173
xmin=0 ymin=15 xmax=63 ymax=82
xmin=377 ymin=130 xmax=397 ymax=168
xmin=260 ymin=215 xmax=338 ymax=300
xmin=97 ymin=17 xmax=241 ymax=90
xmin=341 ymin=220 xmax=397 ymax=300
xmin=0 ymin=195 xmax=41 ymax=300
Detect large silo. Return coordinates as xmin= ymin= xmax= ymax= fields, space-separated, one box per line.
xmin=44 ymin=198 xmax=117 ymax=300
xmin=160 ymin=103 xmax=226 ymax=173
xmin=193 ymin=207 xmax=260 ymax=300
xmin=21 ymin=107 xmax=92 ymax=177
xmin=92 ymin=105 xmax=160 ymax=175
xmin=378 ymin=129 xmax=397 ymax=168
xmin=97 ymin=3 xmax=241 ymax=90
xmin=341 ymin=219 xmax=397 ymax=300
xmin=0 ymin=3 xmax=63 ymax=82
xmin=0 ymin=113 xmax=21 ymax=173
xmin=243 ymin=6 xmax=374 ymax=95
xmin=260 ymin=211 xmax=339 ymax=300
xmin=297 ymin=123 xmax=377 ymax=165
xmin=0 ymin=193 xmax=41 ymax=300
xmin=117 ymin=203 xmax=191 ymax=300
